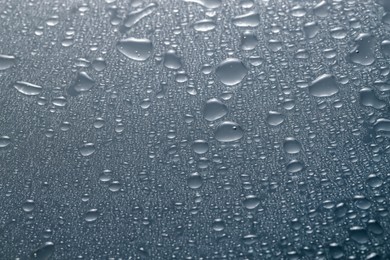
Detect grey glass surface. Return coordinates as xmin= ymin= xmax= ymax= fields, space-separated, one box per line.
xmin=0 ymin=0 xmax=390 ymax=259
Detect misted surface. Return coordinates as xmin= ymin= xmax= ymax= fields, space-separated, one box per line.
xmin=0 ymin=0 xmax=390 ymax=259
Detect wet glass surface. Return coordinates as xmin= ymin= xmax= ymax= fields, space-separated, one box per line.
xmin=0 ymin=0 xmax=390 ymax=259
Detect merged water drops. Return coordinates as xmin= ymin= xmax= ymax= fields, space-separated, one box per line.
xmin=67 ymin=72 xmax=95 ymax=96
xmin=123 ymin=3 xmax=158 ymax=28
xmin=349 ymin=33 xmax=375 ymax=66
xmin=215 ymin=58 xmax=248 ymax=86
xmin=359 ymin=88 xmax=386 ymax=109
xmin=116 ymin=37 xmax=153 ymax=61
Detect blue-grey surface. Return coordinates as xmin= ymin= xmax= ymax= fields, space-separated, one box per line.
xmin=0 ymin=0 xmax=390 ymax=259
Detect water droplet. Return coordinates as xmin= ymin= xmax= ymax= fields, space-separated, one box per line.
xmin=216 ymin=58 xmax=248 ymax=86
xmin=184 ymin=0 xmax=221 ymax=9
xmin=359 ymin=88 xmax=386 ymax=109
xmin=212 ymin=219 xmax=225 ymax=231
xmin=214 ymin=121 xmax=244 ymax=142
xmin=348 ymin=33 xmax=375 ymax=66
xmin=266 ymin=111 xmax=285 ymax=126
xmin=243 ymin=195 xmax=260 ymax=209
xmin=79 ymin=143 xmax=96 ymax=157
xmin=349 ymin=226 xmax=369 ymax=244
xmin=286 ymin=160 xmax=304 ymax=173
xmin=191 ymin=140 xmax=209 ymax=154
xmin=314 ymin=0 xmax=329 ymax=17
xmin=193 ymin=19 xmax=216 ymax=32
xmin=117 ymin=37 xmax=153 ymax=61
xmin=92 ymin=58 xmax=107 ymax=72
xmin=232 ymin=12 xmax=260 ymax=27
xmin=187 ymin=172 xmax=203 ymax=189
xmin=0 ymin=54 xmax=16 ymax=70
xmin=240 ymin=32 xmax=258 ymax=50
xmin=31 ymin=242 xmax=55 ymax=260
xmin=374 ymin=118 xmax=390 ymax=136
xmin=303 ymin=22 xmax=319 ymax=39
xmin=283 ymin=137 xmax=301 ymax=154
xmin=22 ymin=199 xmax=35 ymax=212
xmin=163 ymin=50 xmax=182 ymax=70
xmin=309 ymin=74 xmax=339 ymax=97
xmin=85 ymin=209 xmax=99 ymax=222
xmin=13 ymin=81 xmax=42 ymax=96
xmin=0 ymin=136 xmax=11 ymax=148
xmin=67 ymin=71 xmax=95 ymax=96
xmin=123 ymin=3 xmax=158 ymax=28
xmin=203 ymin=98 xmax=228 ymax=121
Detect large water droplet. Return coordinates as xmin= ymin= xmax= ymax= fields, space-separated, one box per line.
xmin=266 ymin=111 xmax=285 ymax=126
xmin=243 ymin=195 xmax=260 ymax=209
xmin=0 ymin=136 xmax=11 ymax=148
xmin=286 ymin=160 xmax=304 ymax=173
xmin=85 ymin=209 xmax=99 ymax=222
xmin=359 ymin=88 xmax=386 ymax=109
xmin=117 ymin=37 xmax=153 ymax=61
xmin=187 ymin=172 xmax=203 ymax=189
xmin=191 ymin=140 xmax=209 ymax=154
xmin=374 ymin=118 xmax=390 ymax=136
xmin=232 ymin=12 xmax=260 ymax=27
xmin=13 ymin=81 xmax=42 ymax=96
xmin=31 ymin=242 xmax=55 ymax=260
xmin=203 ymin=98 xmax=228 ymax=121
xmin=349 ymin=33 xmax=375 ymax=66
xmin=214 ymin=121 xmax=244 ymax=142
xmin=193 ymin=19 xmax=216 ymax=32
xmin=163 ymin=50 xmax=182 ymax=70
xmin=283 ymin=137 xmax=301 ymax=154
xmin=79 ymin=143 xmax=96 ymax=157
xmin=0 ymin=54 xmax=16 ymax=70
xmin=67 ymin=72 xmax=95 ymax=96
xmin=309 ymin=74 xmax=339 ymax=97
xmin=184 ymin=0 xmax=221 ymax=9
xmin=123 ymin=3 xmax=158 ymax=28
xmin=216 ymin=58 xmax=248 ymax=86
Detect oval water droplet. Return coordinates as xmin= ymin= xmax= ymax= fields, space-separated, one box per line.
xmin=31 ymin=242 xmax=55 ymax=260
xmin=79 ymin=143 xmax=96 ymax=157
xmin=163 ymin=50 xmax=182 ymax=70
xmin=216 ymin=58 xmax=248 ymax=86
xmin=191 ymin=140 xmax=209 ymax=154
xmin=193 ymin=19 xmax=216 ymax=32
xmin=233 ymin=12 xmax=260 ymax=27
xmin=214 ymin=121 xmax=244 ymax=142
xmin=283 ymin=137 xmax=301 ymax=154
xmin=0 ymin=136 xmax=11 ymax=148
xmin=243 ymin=195 xmax=260 ymax=209
xmin=266 ymin=111 xmax=285 ymax=126
xmin=13 ymin=81 xmax=42 ymax=96
xmin=187 ymin=172 xmax=203 ymax=189
xmin=85 ymin=209 xmax=99 ymax=222
xmin=203 ymin=98 xmax=228 ymax=121
xmin=0 ymin=54 xmax=16 ymax=70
